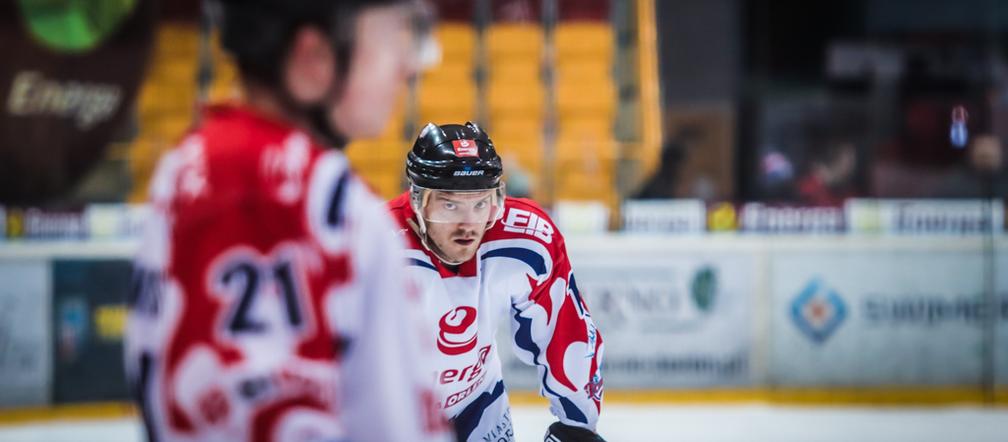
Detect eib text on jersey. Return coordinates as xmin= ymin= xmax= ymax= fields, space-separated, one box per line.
xmin=501 ymin=207 xmax=554 ymax=243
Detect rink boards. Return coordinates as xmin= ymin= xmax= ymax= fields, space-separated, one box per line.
xmin=0 ymin=236 xmax=1006 ymax=413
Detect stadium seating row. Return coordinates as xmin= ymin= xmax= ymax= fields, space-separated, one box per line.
xmin=128 ymin=20 xmax=617 ymax=206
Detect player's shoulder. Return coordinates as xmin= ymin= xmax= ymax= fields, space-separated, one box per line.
xmin=386 ymin=191 xmax=414 ymax=226
xmin=485 ymin=197 xmax=562 ymax=247
xmin=505 ymin=197 xmax=552 ymax=219
xmin=304 ymin=155 xmax=406 ymax=254
xmin=197 ymin=104 xmax=305 ymax=163
xmin=387 ymin=191 xmax=411 ymax=214
xmin=178 ymin=104 xmax=337 ymax=203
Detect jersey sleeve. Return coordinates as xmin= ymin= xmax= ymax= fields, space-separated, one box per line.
xmin=506 ymin=208 xmax=605 ymax=431
xmin=316 ymin=161 xmax=451 ymax=442
xmin=123 ymin=142 xmax=192 ymax=441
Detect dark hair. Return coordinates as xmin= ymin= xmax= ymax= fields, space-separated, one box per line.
xmin=217 ymin=0 xmax=407 ymax=86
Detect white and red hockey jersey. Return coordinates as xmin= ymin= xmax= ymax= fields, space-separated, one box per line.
xmin=125 ymin=105 xmax=450 ymax=442
xmin=388 ymin=193 xmax=605 ymax=442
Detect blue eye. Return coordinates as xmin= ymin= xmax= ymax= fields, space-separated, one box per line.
xmin=444 ymin=202 xmax=457 ymax=210
xmin=474 ymin=200 xmax=488 ymax=210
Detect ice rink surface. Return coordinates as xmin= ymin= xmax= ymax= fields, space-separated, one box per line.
xmin=1 ymin=404 xmax=1006 ymax=442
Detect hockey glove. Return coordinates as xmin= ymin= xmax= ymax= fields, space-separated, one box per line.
xmin=544 ymin=422 xmax=607 ymax=442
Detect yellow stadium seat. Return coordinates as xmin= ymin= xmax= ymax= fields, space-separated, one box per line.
xmin=147 ymin=116 xmax=192 ymax=140
xmin=356 ymin=170 xmax=405 ymax=199
xmin=554 ymin=22 xmax=613 ymax=62
xmin=486 ymin=81 xmax=545 ymax=120
xmin=488 ymin=62 xmax=540 ymax=84
xmin=208 ymin=81 xmax=242 ymax=103
xmin=555 ymin=79 xmax=615 ymax=118
xmin=418 ymin=112 xmax=480 ymax=128
xmin=496 ymin=144 xmax=543 ymax=171
xmin=418 ymin=80 xmax=476 ymax=117
xmin=423 ymin=62 xmax=472 ymax=84
xmin=435 ymin=24 xmax=477 ymax=61
xmin=137 ymin=83 xmax=166 ymax=110
xmin=486 ymin=24 xmax=543 ymax=61
xmin=491 ymin=124 xmax=543 ymax=174
xmin=555 ymin=135 xmax=616 ymax=162
xmin=155 ymin=24 xmax=199 ymax=57
xmin=151 ymin=57 xmax=196 ymax=83
xmin=555 ymin=60 xmax=611 ymax=84
xmin=346 ymin=140 xmax=404 ymax=166
xmin=490 ymin=117 xmax=542 ymax=140
xmin=553 ymin=164 xmax=615 ymax=202
xmin=500 ymin=149 xmax=543 ymax=184
xmin=557 ymin=116 xmax=612 ymax=140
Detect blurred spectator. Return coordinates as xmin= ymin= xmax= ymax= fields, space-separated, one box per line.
xmin=931 ymin=134 xmax=1008 ymax=198
xmin=796 ymin=138 xmax=858 ymax=206
xmin=760 ymin=150 xmax=797 ymax=200
xmin=502 ymin=156 xmax=533 ymax=198
xmin=634 ymin=128 xmax=699 ymax=199
xmin=493 ymin=0 xmax=540 ymax=22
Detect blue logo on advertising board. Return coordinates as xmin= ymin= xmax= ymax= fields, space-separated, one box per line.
xmin=791 ymin=278 xmax=847 ymax=344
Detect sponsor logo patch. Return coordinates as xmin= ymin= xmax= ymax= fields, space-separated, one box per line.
xmin=451 ymin=139 xmax=479 ymax=157
xmin=502 ymin=208 xmax=554 ymax=243
xmin=437 ymin=306 xmax=478 ymax=355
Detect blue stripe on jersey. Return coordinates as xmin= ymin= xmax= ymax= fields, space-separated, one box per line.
xmin=569 ymin=274 xmax=587 ymax=317
xmin=325 ymin=170 xmax=351 ymax=227
xmin=511 ymin=305 xmax=540 ymax=362
xmin=511 ymin=305 xmax=590 ymax=425
xmin=558 ymin=396 xmax=588 ymax=424
xmin=480 ymin=247 xmax=547 ymax=276
xmin=453 ymin=380 xmax=506 ymax=441
xmin=408 ymin=257 xmax=437 ymax=271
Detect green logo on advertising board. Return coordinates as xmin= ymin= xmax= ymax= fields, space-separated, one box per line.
xmin=17 ymin=0 xmax=137 ymax=52
xmin=691 ymin=266 xmax=717 ymax=312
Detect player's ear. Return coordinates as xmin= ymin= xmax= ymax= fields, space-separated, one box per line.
xmin=283 ymin=26 xmax=335 ymax=104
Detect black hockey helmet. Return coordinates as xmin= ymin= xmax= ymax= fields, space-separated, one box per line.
xmin=406 ymin=122 xmax=506 ymax=264
xmin=406 ymin=122 xmax=503 ymax=190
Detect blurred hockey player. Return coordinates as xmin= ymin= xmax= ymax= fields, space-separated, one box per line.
xmin=124 ymin=1 xmax=452 ymax=441
xmin=388 ymin=122 xmax=607 ymax=442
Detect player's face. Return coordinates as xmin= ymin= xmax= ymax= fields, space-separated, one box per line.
xmin=423 ymin=190 xmax=495 ymax=264
xmin=330 ymin=4 xmax=421 ymax=138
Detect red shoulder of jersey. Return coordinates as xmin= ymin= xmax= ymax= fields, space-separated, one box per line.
xmin=387 ymin=192 xmax=424 ymax=249
xmin=485 ymin=197 xmax=564 ymax=251
xmin=160 ymin=104 xmax=331 ymax=214
xmin=388 ymin=191 xmax=412 ymax=223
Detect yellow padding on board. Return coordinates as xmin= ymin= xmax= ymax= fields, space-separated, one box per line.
xmin=0 ymin=402 xmax=135 ymax=426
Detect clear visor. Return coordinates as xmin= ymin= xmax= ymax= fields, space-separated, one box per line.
xmin=412 ymin=185 xmax=505 ymax=225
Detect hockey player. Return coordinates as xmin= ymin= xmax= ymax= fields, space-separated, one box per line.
xmin=124 ymin=1 xmax=451 ymax=441
xmin=388 ymin=122 xmax=607 ymax=442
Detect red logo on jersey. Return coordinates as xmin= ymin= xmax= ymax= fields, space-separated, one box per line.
xmin=451 ymin=139 xmax=479 ymax=157
xmin=437 ymin=306 xmax=478 ymax=355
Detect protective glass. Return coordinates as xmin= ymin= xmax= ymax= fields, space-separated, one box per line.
xmin=413 ymin=185 xmax=505 ymax=225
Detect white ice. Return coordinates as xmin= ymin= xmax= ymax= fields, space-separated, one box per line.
xmin=1 ymin=404 xmax=1006 ymax=442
